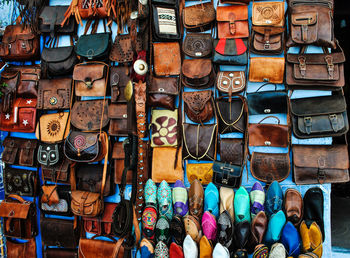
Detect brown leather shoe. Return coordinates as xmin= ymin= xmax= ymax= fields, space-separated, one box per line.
xmin=183 ymin=215 xmax=202 ymax=243
xmin=284 ymin=189 xmax=303 ymax=226
xmin=247 ymin=211 xmax=268 ymax=253
xmin=189 ymin=179 xmax=204 ymax=219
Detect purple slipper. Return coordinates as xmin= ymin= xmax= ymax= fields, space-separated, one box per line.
xmin=172 ymin=180 xmax=189 ymax=217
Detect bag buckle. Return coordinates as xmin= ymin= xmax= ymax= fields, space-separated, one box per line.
xmin=21 ymin=41 xmax=27 ymax=49
xmin=325 ymin=55 xmax=334 ymax=79
xmin=264 ymin=42 xmax=270 ymax=50
xmin=84 ymin=78 xmax=93 ymax=89
xmin=304 ymin=117 xmax=312 ymax=134
xmin=229 ymin=21 xmax=236 ymax=35
xmin=298 ymin=56 xmax=307 ymax=78
xmin=317 ymin=168 xmax=326 ymax=184
xmin=8 ymin=43 xmax=11 ymax=49
xmin=329 ymin=114 xmax=339 ymax=132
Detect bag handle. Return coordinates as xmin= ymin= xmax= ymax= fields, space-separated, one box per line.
xmin=257 ymin=115 xmax=281 ymax=124
xmin=255 ymin=83 xmax=278 ymax=92
xmin=90 ymin=234 xmax=117 ymax=242
xmin=6 ymin=194 xmax=26 ymax=203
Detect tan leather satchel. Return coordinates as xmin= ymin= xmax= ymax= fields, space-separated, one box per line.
xmin=35 ymin=112 xmax=70 ymax=143
xmin=152 ymin=147 xmax=183 ymax=183
xmin=249 ymin=57 xmax=285 ymax=84
xmin=153 ymin=42 xmax=181 ymax=77
xmin=217 ymin=5 xmax=249 ymax=39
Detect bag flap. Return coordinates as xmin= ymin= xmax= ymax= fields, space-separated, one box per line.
xmin=35 ymin=112 xmax=70 ymax=142
xmin=248 ymin=123 xmax=289 ymax=147
xmin=41 ymin=46 xmax=75 ymax=63
xmin=39 ymin=78 xmax=71 ymax=91
xmin=39 ymin=6 xmax=68 ymax=25
xmin=112 ymin=141 xmax=125 ymax=159
xmin=71 ymin=190 xmax=100 ymax=206
xmin=213 ymin=161 xmax=242 ymax=177
xmin=252 ymin=1 xmax=285 ymax=26
xmin=182 ymin=59 xmax=212 ymax=79
xmin=291 ymin=12 xmax=317 ymax=26
xmin=287 ymin=51 xmax=346 ymax=65
xmin=3 ymin=25 xmax=36 ymax=44
xmin=79 ymin=238 xmax=116 ymax=256
xmin=75 ymin=33 xmax=110 ymax=58
xmin=108 ymin=103 xmax=128 ymax=119
xmin=183 ymin=33 xmax=212 ymax=58
xmin=293 ymin=144 xmax=349 ymax=169
xmin=149 ymin=77 xmax=179 ymax=95
xmin=183 ymin=2 xmax=216 ymax=26
xmin=73 ymin=63 xmax=106 ymax=83
xmin=290 ymin=95 xmax=347 ymax=116
xmin=17 ymin=98 xmax=37 ymax=108
xmin=247 ymin=91 xmax=287 ymax=115
xmin=0 ymin=201 xmax=30 ymax=219
xmin=214 ymin=38 xmax=247 ymax=56
xmin=216 ymin=71 xmax=245 ymax=92
xmin=217 ymin=98 xmax=245 ymax=126
xmin=66 ymin=131 xmax=99 ymax=153
xmin=249 ymin=57 xmax=285 ymax=83
xmin=110 ymin=66 xmax=130 ymax=86
xmin=1 ymin=70 xmax=19 ymax=80
xmin=252 ymin=26 xmax=285 ymax=36
xmin=3 ymin=137 xmax=20 ymax=148
xmin=183 ymin=90 xmax=212 ymax=113
xmin=217 ymin=5 xmax=248 ymax=22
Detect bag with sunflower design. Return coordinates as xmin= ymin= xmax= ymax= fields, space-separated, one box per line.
xmin=150 ymin=109 xmax=178 ymax=148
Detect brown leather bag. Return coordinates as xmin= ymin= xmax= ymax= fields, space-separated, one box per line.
xmin=217 ymin=5 xmax=249 ymax=39
xmin=183 ymin=1 xmax=216 ymax=32
xmin=0 ymin=68 xmax=19 ymax=113
xmin=249 ymin=57 xmax=285 ymax=84
xmin=183 ymin=33 xmax=213 ymax=58
xmin=182 ymin=59 xmax=215 ymax=89
xmin=0 ymin=24 xmax=40 ymax=61
xmin=109 ymin=34 xmax=143 ymax=63
xmin=35 ymin=112 xmax=70 ymax=143
xmin=6 ymin=238 xmax=36 ymax=258
xmin=152 ymin=147 xmax=183 ymax=183
xmin=293 ymin=144 xmax=350 ymax=184
xmin=0 ymin=195 xmax=37 ymax=239
xmin=153 ymin=42 xmax=181 ymax=77
xmin=112 ymin=141 xmax=132 ymax=184
xmin=37 ymin=78 xmax=72 ymax=110
xmin=44 ymin=248 xmax=77 ymax=258
xmin=220 ymin=138 xmax=244 ymax=165
xmin=148 ymin=77 xmax=179 ymax=110
xmin=108 ymin=102 xmax=135 ymax=136
xmin=183 ymin=90 xmax=214 ymax=124
xmin=83 ymin=202 xmax=117 ymax=235
xmin=73 ymin=62 xmax=108 ymax=97
xmin=78 ymin=236 xmax=125 ymax=258
xmin=41 ymin=157 xmax=70 ymax=184
xmin=2 ymin=137 xmax=37 ymax=166
xmin=110 ymin=66 xmax=131 ymax=103
xmin=216 ymin=71 xmax=246 ymax=97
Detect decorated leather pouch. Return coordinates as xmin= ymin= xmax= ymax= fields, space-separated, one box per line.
xmin=39 ymin=6 xmax=76 ymax=36
xmin=0 ymin=195 xmax=37 ymax=239
xmin=6 ymin=238 xmax=36 ymax=258
xmin=41 ymin=217 xmax=80 ymax=249
xmin=4 ymin=167 xmax=38 ymax=197
xmin=183 ymin=1 xmax=216 ymax=32
xmin=183 ymin=123 xmax=217 ymax=161
xmin=110 ymin=66 xmax=131 ymax=103
xmin=183 ymin=33 xmax=213 ymax=58
xmin=108 ymin=102 xmax=135 ymax=136
xmin=2 ymin=137 xmax=37 ymax=166
xmin=249 ymin=57 xmax=285 ymax=84
xmin=220 ymin=138 xmax=244 ymax=165
xmin=181 ymin=59 xmax=215 ymax=89
xmin=183 ymin=90 xmax=214 ymax=124
xmin=35 ymin=112 xmax=70 ymax=143
xmin=247 ymin=83 xmax=287 ymax=115
xmin=109 ymin=34 xmax=143 ymax=63
xmin=83 ymin=202 xmax=117 ymax=235
xmin=37 ymin=78 xmax=72 ymax=110
xmin=37 ymin=143 xmax=61 ymax=166
xmin=286 ymin=43 xmax=345 ymax=89
xmin=213 ymin=38 xmax=248 ymax=65
xmin=213 ymin=161 xmax=242 ymax=188
xmin=42 ymin=157 xmax=70 ymax=184
xmin=186 ymin=162 xmax=213 ymax=185
xmin=40 ymin=184 xmax=72 ymax=216
xmin=216 ymin=5 xmax=249 ymax=39
xmin=292 ymin=144 xmax=350 ymax=184
xmin=153 ymin=42 xmax=181 ymax=77
xmin=152 ymin=4 xmax=181 ymax=41
xmin=216 ymin=71 xmax=245 ymax=97
xmin=290 ymin=94 xmax=349 ymax=138
xmin=148 ymin=76 xmax=179 ymax=110
xmin=151 ymin=109 xmax=178 ymax=147
xmin=216 ymin=95 xmax=246 ymax=134
xmin=76 ymin=0 xmax=111 ymax=20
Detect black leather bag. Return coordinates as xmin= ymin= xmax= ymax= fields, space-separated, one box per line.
xmin=4 ymin=167 xmax=37 ymax=197
xmin=37 ymin=143 xmax=60 ymax=167
xmin=39 ymin=6 xmax=76 ymax=36
xmin=290 ymin=94 xmax=349 ymax=138
xmin=213 ymin=161 xmax=242 ymax=188
xmin=40 ymin=185 xmax=72 ymax=216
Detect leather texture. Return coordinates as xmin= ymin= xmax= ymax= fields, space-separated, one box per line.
xmin=189 ymin=179 xmax=204 ymax=219
xmin=247 ymin=211 xmax=268 ymax=253
xmin=35 ymin=112 xmax=70 ymax=143
xmin=6 ymin=238 xmax=36 ymax=258
xmin=153 ymin=42 xmax=181 ymax=77
xmin=75 ymin=32 xmax=111 ymax=61
xmin=247 ymin=87 xmax=287 ymax=115
xmin=150 ymin=109 xmax=178 ymax=147
xmin=251 ymin=26 xmax=284 ymax=54
xmin=83 ymin=202 xmax=117 ymax=235
xmin=78 ymin=237 xmax=125 ymax=258
xmin=44 ymin=248 xmax=78 ymax=258
xmin=152 ymin=4 xmax=181 ymax=41
xmin=183 ymin=33 xmax=213 ymax=58
xmin=300 ymin=221 xmax=323 ymax=257
xmin=248 ymin=120 xmax=289 ymax=147
xmin=213 ymin=38 xmax=248 ymax=65
xmin=293 ymin=144 xmax=349 ymax=184
xmin=216 ymin=71 xmax=246 ymax=96
xmin=37 ymin=143 xmax=60 ymax=167
xmin=183 ymin=90 xmax=214 ymax=124
xmin=182 ymin=59 xmax=215 ymax=89
xmin=152 ymin=147 xmax=183 ymax=183
xmin=108 ymin=102 xmax=135 ymax=136
xmin=110 ymin=66 xmax=130 ymax=103
xmin=4 ymin=167 xmax=37 ymax=197
xmin=71 ymin=190 xmax=103 ymax=217
xmin=183 ymin=215 xmax=202 ymax=243
xmin=76 ymin=164 xmax=111 ymax=196
xmin=149 ymin=77 xmax=179 ymax=110
xmin=284 ymin=189 xmax=303 ymax=226
xmin=183 ymin=123 xmax=217 ymax=161
xmin=217 ymin=5 xmax=249 ymax=39
xmin=186 ymin=163 xmax=213 ymax=185
xmin=249 ymin=57 xmax=285 ymax=84
xmin=42 ymin=157 xmax=70 ymax=184
xmin=37 ymin=78 xmax=72 ymax=110
xmin=290 ymin=95 xmax=349 ymax=138
xmin=218 ymin=210 xmax=234 ymax=249
xmin=40 ymin=184 xmax=72 ymax=216
xmin=217 ymin=96 xmax=246 ymax=134
xmin=76 ymin=0 xmax=110 ymax=19
xmin=109 ymin=34 xmax=142 ymax=63
xmin=220 ymin=138 xmax=244 ymax=165
xmin=213 ymin=161 xmax=242 ymax=188
xmin=112 ymin=141 xmax=133 ymax=184
xmin=183 ymin=2 xmax=216 ymax=32
xmin=2 ymin=137 xmax=37 ymax=166
xmin=252 ymin=1 xmax=284 ymax=27
xmin=39 ymin=6 xmax=76 ymax=35
xmin=0 ymin=69 xmax=19 ymax=113
xmin=8 ymin=66 xmax=41 ymax=97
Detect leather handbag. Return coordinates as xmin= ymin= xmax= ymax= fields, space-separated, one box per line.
xmin=152 ymin=147 xmax=183 ymax=183
xmin=250 ymin=152 xmax=290 ymax=183
xmin=37 ymin=78 xmax=72 ymax=110
xmin=108 ymin=102 xmax=135 ymax=136
xmin=217 ymin=95 xmax=246 ymax=134
xmin=37 ymin=143 xmax=61 ymax=167
xmin=0 ymin=98 xmax=37 ymax=133
xmin=216 ymin=5 xmax=249 ymax=39
xmin=248 ymin=116 xmax=289 ymax=147
xmin=286 ymin=43 xmax=346 ymax=89
xmin=183 ymin=33 xmax=213 ymax=58
xmin=76 ymin=164 xmax=112 ymax=196
xmin=152 ymin=4 xmax=181 ymax=41
xmin=186 ymin=163 xmax=213 ymax=185
xmin=83 ymin=202 xmax=117 ymax=235
xmin=213 ymin=38 xmax=248 ymax=65
xmin=71 ymin=100 xmax=109 ymax=131
xmin=216 ymin=71 xmax=246 ymax=97
xmin=153 ymin=42 xmax=181 ymax=77
xmin=290 ymin=95 xmax=349 ymax=138
xmin=35 ymin=112 xmax=70 ymax=143
xmin=109 ymin=34 xmax=143 ymax=63
xmin=73 ymin=62 xmax=109 ymax=97
xmin=151 ymin=109 xmax=178 ymax=147
xmin=78 ymin=236 xmax=125 ymax=258
xmin=286 ymin=0 xmax=335 ymax=49
xmin=4 ymin=167 xmax=38 ymax=197
xmin=42 ymin=157 xmax=71 ymax=184
xmin=293 ymin=144 xmax=350 ymax=184
xmin=149 ymin=77 xmax=179 ymax=110
xmin=247 ymin=83 xmax=287 ymax=115
xmin=2 ymin=137 xmax=37 ymax=166
xmin=40 ymin=185 xmax=72 ymax=216
xmin=6 ymin=238 xmax=36 ymax=258
xmin=213 ymin=161 xmax=242 ymax=188
xmin=44 ymin=248 xmax=78 ymax=258
xmin=0 ymin=194 xmax=37 ymax=239
xmin=182 ymin=59 xmax=216 ymax=89
xmin=182 ymin=1 xmax=216 ymax=32
xmin=183 ymin=90 xmax=214 ymax=124
xmin=183 ymin=123 xmax=217 ymax=161
xmin=110 ymin=66 xmax=131 ymax=103
xmin=41 ymin=217 xmax=80 ymax=248
xmin=0 ymin=24 xmax=40 ymax=61
xmin=249 ymin=57 xmax=285 ymax=84
xmin=39 ymin=6 xmax=76 ymax=36
xmin=220 ymin=138 xmax=244 ymax=165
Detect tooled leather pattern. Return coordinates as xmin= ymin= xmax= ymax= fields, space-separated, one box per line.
xmin=135 ymin=81 xmax=147 ymax=138
xmin=220 ymin=139 xmax=243 ymax=165
xmin=110 ymin=35 xmax=143 ymax=63
xmin=183 ymin=33 xmax=212 ymax=57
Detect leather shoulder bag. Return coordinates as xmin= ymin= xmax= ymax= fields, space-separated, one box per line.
xmin=2 ymin=137 xmax=37 ymax=166
xmin=183 ymin=0 xmax=216 ymax=32
xmin=186 ymin=162 xmax=213 ymax=185
xmin=109 ymin=33 xmax=143 ymax=63
xmin=152 ymin=4 xmax=181 ymax=41
xmin=6 ymin=238 xmax=36 ymax=258
xmin=110 ymin=66 xmax=131 ymax=103
xmin=149 ymin=76 xmax=179 ymax=110
xmin=290 ymin=94 xmax=349 ymax=138
xmin=40 ymin=184 xmax=72 ymax=216
xmin=39 ymin=6 xmax=76 ymax=36
xmin=183 ymin=90 xmax=214 ymax=124
xmin=216 ymin=71 xmax=246 ymax=97
xmin=0 ymin=194 xmax=37 ymax=239
xmin=42 ymin=156 xmax=71 ymax=184
xmin=83 ymin=202 xmax=117 ymax=235
xmin=213 ymin=161 xmax=243 ymax=189
xmin=249 ymin=57 xmax=285 ymax=84
xmin=37 ymin=78 xmax=72 ymax=110
xmin=0 ymin=68 xmax=19 ymax=113
xmin=183 ymin=33 xmax=213 ymax=58
xmin=35 ymin=112 xmax=70 ymax=143
xmin=216 ymin=5 xmax=249 ymax=39
xmin=153 ymin=42 xmax=181 ymax=77
xmin=220 ymin=138 xmax=244 ymax=165
xmin=4 ymin=167 xmax=38 ymax=197
xmin=213 ymin=38 xmax=248 ymax=65
xmin=150 ymin=109 xmax=178 ymax=147
xmin=182 ymin=59 xmax=216 ymax=89
xmin=78 ymin=235 xmax=125 ymax=258
xmin=108 ymin=102 xmax=136 ymax=136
